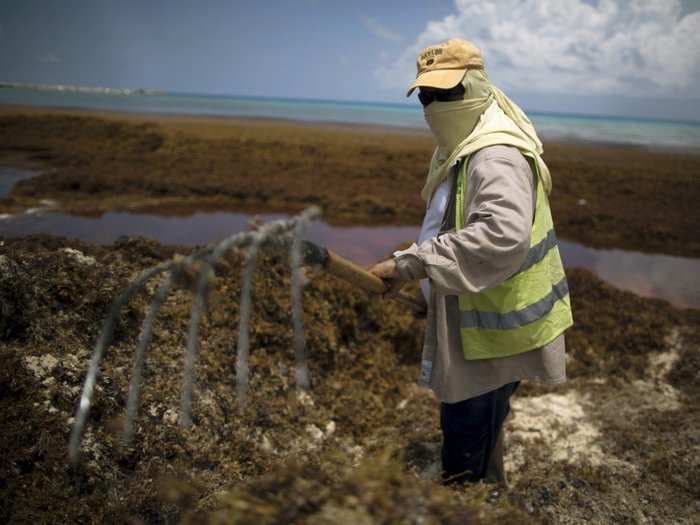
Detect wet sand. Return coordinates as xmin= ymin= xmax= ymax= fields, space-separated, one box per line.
xmin=1 ymin=105 xmax=699 ymax=257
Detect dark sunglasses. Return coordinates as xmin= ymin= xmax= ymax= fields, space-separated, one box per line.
xmin=418 ymin=84 xmax=465 ymax=107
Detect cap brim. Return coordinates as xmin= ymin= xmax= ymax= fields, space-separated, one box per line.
xmin=405 ymin=68 xmax=465 ymax=97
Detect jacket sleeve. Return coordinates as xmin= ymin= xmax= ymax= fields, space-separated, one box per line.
xmin=394 ymin=146 xmax=534 ymax=295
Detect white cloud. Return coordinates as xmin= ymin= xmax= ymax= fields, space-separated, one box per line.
xmin=37 ymin=53 xmax=61 ymax=64
xmin=362 ymin=16 xmax=402 ymax=42
xmin=378 ymin=0 xmax=700 ymax=98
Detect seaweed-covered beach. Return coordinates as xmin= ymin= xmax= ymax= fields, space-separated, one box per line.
xmin=0 ymin=107 xmax=699 ymax=524
xmin=1 ymin=106 xmax=699 ymax=256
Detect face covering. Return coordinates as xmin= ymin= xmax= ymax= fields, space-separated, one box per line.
xmin=423 ymin=96 xmax=491 ymax=155
xmin=422 ymin=69 xmax=493 ymax=156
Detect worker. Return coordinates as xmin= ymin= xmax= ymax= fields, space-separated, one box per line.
xmin=369 ymin=38 xmax=573 ymax=486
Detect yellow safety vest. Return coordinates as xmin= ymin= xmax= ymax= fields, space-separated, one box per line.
xmin=455 ymin=153 xmax=573 ymax=360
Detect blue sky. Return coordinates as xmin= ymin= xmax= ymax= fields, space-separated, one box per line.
xmin=1 ymin=0 xmax=700 ymax=120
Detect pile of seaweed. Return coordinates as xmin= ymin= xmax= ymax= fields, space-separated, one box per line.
xmin=0 ymin=235 xmax=698 ymax=523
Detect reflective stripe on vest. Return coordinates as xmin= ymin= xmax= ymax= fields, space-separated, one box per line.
xmin=460 ymin=276 xmax=568 ymax=330
xmin=516 ymin=229 xmax=558 ymax=274
xmin=456 ymin=152 xmax=573 ymax=360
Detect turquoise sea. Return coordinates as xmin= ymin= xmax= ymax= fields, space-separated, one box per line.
xmin=1 ymin=86 xmax=700 ymax=150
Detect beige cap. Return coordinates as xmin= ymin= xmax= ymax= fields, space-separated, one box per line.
xmin=406 ymin=38 xmax=484 ymax=97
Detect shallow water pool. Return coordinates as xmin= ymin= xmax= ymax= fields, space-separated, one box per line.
xmin=1 ymin=167 xmax=698 ymax=308
xmin=0 ymin=167 xmax=38 ymax=198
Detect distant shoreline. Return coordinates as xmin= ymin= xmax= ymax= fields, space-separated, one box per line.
xmin=1 ymin=102 xmax=698 ymax=156
xmin=3 ymin=83 xmax=700 ymax=128
xmin=0 ymin=81 xmax=163 ymax=96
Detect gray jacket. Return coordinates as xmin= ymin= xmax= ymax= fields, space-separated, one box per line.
xmin=394 ymin=145 xmax=566 ymax=403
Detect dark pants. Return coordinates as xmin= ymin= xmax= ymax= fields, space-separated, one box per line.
xmin=440 ymin=381 xmax=519 ymax=485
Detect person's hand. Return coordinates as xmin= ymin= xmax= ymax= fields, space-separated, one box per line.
xmin=369 ymin=258 xmax=399 ymax=280
xmin=369 ymin=258 xmax=406 ymax=298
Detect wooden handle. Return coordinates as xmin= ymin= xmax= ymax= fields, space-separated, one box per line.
xmin=325 ymin=249 xmax=386 ymax=293
xmin=324 ymin=249 xmax=426 ymax=313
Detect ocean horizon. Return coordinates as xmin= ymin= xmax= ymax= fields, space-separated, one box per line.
xmin=2 ymin=85 xmax=700 ymax=150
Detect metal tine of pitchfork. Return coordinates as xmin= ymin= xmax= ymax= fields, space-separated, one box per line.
xmin=178 ymin=260 xmax=214 ymax=428
xmin=69 ymin=259 xmax=189 ymax=463
xmin=123 ymin=273 xmax=174 ymax=444
xmin=179 ymin=206 xmax=322 ymax=424
xmin=233 ymin=232 xmax=263 ymax=409
xmin=70 ymin=207 xmax=321 ymax=461
xmin=179 ymin=227 xmax=268 ymax=427
xmin=290 ymin=216 xmax=310 ymax=390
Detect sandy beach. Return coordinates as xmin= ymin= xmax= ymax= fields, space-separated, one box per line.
xmin=1 ymin=106 xmax=699 ymax=523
